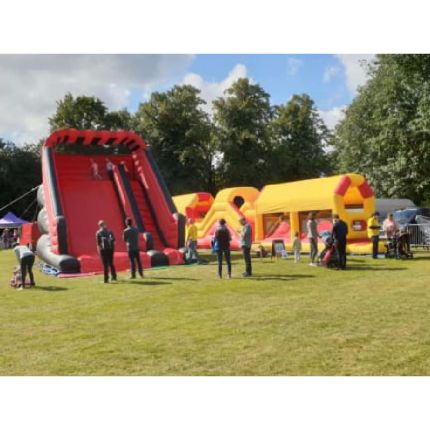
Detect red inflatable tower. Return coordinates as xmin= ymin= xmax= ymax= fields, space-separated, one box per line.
xmin=37 ymin=129 xmax=185 ymax=273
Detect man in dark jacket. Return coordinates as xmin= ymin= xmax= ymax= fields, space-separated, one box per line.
xmin=332 ymin=214 xmax=348 ymax=270
xmin=123 ymin=217 xmax=144 ymax=279
xmin=96 ymin=220 xmax=117 ymax=283
xmin=214 ymin=218 xmax=232 ymax=279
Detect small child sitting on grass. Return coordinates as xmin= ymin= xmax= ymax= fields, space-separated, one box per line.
xmin=292 ymin=232 xmax=302 ymax=263
xmin=10 ymin=266 xmax=32 ymax=289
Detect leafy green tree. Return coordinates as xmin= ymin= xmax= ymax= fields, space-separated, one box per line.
xmin=105 ymin=109 xmax=134 ymax=130
xmin=212 ymin=78 xmax=273 ymax=188
xmin=333 ymin=54 xmax=430 ymax=204
xmin=0 ymin=139 xmax=41 ymax=218
xmin=270 ymin=94 xmax=331 ymax=182
xmin=49 ymin=93 xmax=133 ymax=132
xmin=134 ymin=85 xmax=216 ymax=195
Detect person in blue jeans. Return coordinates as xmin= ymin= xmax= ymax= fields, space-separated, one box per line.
xmin=214 ymin=219 xmax=232 ymax=279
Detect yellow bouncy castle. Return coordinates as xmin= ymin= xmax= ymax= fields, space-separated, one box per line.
xmin=253 ymin=174 xmax=378 ymax=254
xmin=174 ymin=187 xmax=259 ymax=250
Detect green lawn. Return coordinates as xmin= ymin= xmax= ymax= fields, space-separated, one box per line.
xmin=1 ymin=249 xmax=430 ymax=375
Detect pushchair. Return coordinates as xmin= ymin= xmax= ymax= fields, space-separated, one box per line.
xmin=318 ymin=232 xmax=338 ymax=268
xmin=384 ymin=230 xmax=413 ymax=259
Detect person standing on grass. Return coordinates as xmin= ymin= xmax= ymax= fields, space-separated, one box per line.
xmin=292 ymin=232 xmax=302 ymax=263
xmin=239 ymin=216 xmax=252 ymax=277
xmin=332 ymin=214 xmax=348 ymax=270
xmin=186 ymin=218 xmax=200 ymax=263
xmin=367 ymin=211 xmax=381 ymax=259
xmin=96 ymin=220 xmax=117 ymax=283
xmin=13 ymin=242 xmax=36 ymax=290
xmin=214 ymin=219 xmax=232 ymax=279
xmin=123 ymin=217 xmax=144 ymax=279
xmin=307 ymin=212 xmax=318 ymax=266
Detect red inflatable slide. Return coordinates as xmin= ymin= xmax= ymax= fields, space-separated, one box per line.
xmin=36 ymin=129 xmax=185 ymax=273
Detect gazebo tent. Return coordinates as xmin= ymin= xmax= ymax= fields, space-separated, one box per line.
xmin=0 ymin=211 xmax=30 ymax=229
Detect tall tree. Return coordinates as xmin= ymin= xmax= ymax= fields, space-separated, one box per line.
xmin=333 ymin=54 xmax=430 ymax=204
xmin=134 ymin=85 xmax=216 ymax=195
xmin=0 ymin=139 xmax=41 ymax=218
xmin=270 ymin=94 xmax=331 ymax=182
xmin=213 ymin=78 xmax=273 ymax=188
xmin=49 ymin=93 xmax=132 ymax=131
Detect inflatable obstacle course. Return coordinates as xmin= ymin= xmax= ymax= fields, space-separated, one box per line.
xmin=175 ymin=174 xmax=381 ymax=255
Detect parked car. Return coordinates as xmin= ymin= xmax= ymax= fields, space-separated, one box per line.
xmin=393 ymin=207 xmax=430 ymax=227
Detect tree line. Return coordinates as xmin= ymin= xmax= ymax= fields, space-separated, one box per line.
xmin=2 ymin=54 xmax=430 ymax=219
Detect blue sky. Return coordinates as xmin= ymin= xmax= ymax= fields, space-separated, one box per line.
xmin=0 ymin=54 xmax=374 ymax=144
xmin=188 ymin=54 xmax=351 ymax=110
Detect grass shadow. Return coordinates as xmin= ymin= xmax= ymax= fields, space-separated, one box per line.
xmin=247 ymin=274 xmax=316 ymax=281
xmin=124 ymin=280 xmax=173 ymax=286
xmin=32 ymin=286 xmax=68 ymax=292
xmin=343 ymin=265 xmax=408 ymax=271
xmin=150 ymin=277 xmax=198 ymax=281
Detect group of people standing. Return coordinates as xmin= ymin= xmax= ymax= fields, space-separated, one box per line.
xmin=304 ymin=212 xmax=348 ymax=270
xmin=1 ymin=228 xmax=18 ymax=249
xmin=11 ymin=209 xmax=405 ymax=290
xmin=96 ymin=217 xmax=144 ymax=283
xmin=186 ymin=216 xmax=253 ymax=279
xmin=367 ymin=211 xmax=406 ymax=258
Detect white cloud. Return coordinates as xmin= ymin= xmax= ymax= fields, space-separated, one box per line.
xmin=287 ymin=57 xmax=303 ymax=76
xmin=0 ymin=54 xmax=193 ymax=145
xmin=319 ymin=105 xmax=346 ymax=130
xmin=182 ymin=64 xmax=249 ymax=113
xmin=323 ymin=65 xmax=340 ymax=83
xmin=336 ymin=54 xmax=375 ymax=94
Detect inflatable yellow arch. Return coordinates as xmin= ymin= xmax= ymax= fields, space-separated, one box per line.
xmin=173 ymin=192 xmax=214 ymax=222
xmin=253 ymin=174 xmax=378 ymax=254
xmin=174 ymin=187 xmax=259 ymax=250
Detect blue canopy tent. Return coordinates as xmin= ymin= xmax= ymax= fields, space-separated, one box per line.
xmin=0 ymin=211 xmax=30 ymax=229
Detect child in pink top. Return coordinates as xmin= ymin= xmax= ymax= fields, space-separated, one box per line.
xmin=90 ymin=158 xmax=102 ymax=180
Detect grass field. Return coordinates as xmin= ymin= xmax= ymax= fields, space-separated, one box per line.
xmin=1 ymin=249 xmax=430 ymax=376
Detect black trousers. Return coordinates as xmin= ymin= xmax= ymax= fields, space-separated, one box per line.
xmin=216 ymin=250 xmax=231 ymax=277
xmin=335 ymin=240 xmax=347 ymax=269
xmin=100 ymin=249 xmax=117 ymax=282
xmin=128 ymin=249 xmax=143 ymax=277
xmin=20 ymin=254 xmax=35 ymax=286
xmin=309 ymin=237 xmax=318 ymax=263
xmin=242 ymin=246 xmax=252 ymax=275
xmin=371 ymin=235 xmax=379 ymax=258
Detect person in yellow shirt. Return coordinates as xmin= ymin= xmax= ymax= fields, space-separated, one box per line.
xmin=186 ymin=218 xmax=200 ymax=262
xmin=367 ymin=211 xmax=381 ymax=259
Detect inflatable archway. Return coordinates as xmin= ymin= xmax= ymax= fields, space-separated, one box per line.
xmin=173 ymin=192 xmax=214 ymax=222
xmin=174 ymin=187 xmax=259 ymax=250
